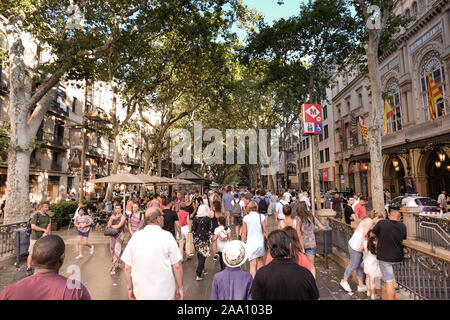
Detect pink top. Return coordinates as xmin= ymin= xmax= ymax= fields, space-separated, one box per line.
xmin=74 ymin=215 xmax=93 ymax=233
xmin=354 ymin=203 xmax=367 ymax=219
xmin=265 ymin=252 xmax=311 ymax=271
xmin=177 ymin=210 xmax=189 ymax=227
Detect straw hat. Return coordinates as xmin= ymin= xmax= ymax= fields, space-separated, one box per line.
xmin=222 ymin=240 xmax=248 ymax=268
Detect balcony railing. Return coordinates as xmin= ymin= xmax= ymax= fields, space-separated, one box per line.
xmin=49 ymin=100 xmax=69 ymax=117
xmin=51 ymin=162 xmax=62 ymax=171
xmin=328 ymin=218 xmax=450 ymax=300
xmin=0 ymin=222 xmax=28 ymax=257
xmin=36 ymin=130 xmax=64 ymax=147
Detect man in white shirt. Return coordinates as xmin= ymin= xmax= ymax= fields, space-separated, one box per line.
xmin=122 ymin=207 xmax=183 ymax=300
xmin=299 ymin=192 xmax=311 ymax=211
xmin=283 ymin=190 xmax=292 ymax=204
xmin=351 ymin=194 xmax=360 ymax=211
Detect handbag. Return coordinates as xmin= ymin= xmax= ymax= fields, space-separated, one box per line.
xmin=104 ymin=227 xmax=120 ymax=237
xmin=259 ymin=213 xmax=268 ymax=251
xmin=186 ymin=232 xmax=195 ymax=256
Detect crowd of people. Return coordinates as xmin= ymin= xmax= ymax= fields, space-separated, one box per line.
xmin=0 ymin=185 xmax=409 ymax=301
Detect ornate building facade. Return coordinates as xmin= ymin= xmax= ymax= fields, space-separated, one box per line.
xmin=332 ymin=0 xmax=450 ymax=199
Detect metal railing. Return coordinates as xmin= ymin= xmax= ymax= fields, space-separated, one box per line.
xmin=0 ymin=222 xmax=28 ymax=257
xmin=328 ymin=217 xmax=450 ymax=300
xmin=393 ymin=246 xmax=449 ymax=300
xmin=415 ymin=214 xmax=450 ymax=250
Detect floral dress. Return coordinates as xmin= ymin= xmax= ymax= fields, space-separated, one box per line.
xmin=192 ymin=216 xmax=213 ymax=257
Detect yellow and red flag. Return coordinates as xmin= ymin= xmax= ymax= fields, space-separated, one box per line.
xmin=359 ymin=117 xmax=368 ymax=140
xmin=427 ymin=74 xmax=443 ymax=122
xmin=383 ymin=99 xmax=394 ymax=135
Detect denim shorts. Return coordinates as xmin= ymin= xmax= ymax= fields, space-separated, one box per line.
xmin=77 ymin=230 xmax=90 ymax=237
xmin=378 ymin=260 xmax=397 ymax=282
xmin=233 ymin=216 xmax=243 ymax=226
xmin=304 ymin=247 xmax=316 ymax=257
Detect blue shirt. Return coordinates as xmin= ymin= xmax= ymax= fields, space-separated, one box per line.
xmin=222 ymin=193 xmax=235 ymax=211
xmin=210 ymin=267 xmax=253 ymax=300
xmin=324 ymin=194 xmax=333 ymax=209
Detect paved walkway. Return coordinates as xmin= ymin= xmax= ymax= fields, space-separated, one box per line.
xmin=0 ymin=217 xmax=373 ymax=300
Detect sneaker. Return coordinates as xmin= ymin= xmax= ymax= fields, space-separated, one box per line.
xmin=90 ymin=245 xmax=94 ymax=255
xmin=75 ymin=254 xmax=83 ymax=260
xmin=196 ymin=276 xmax=203 ymax=281
xmin=202 ymin=270 xmax=208 ymax=275
xmin=340 ymin=280 xmax=352 ymax=292
xmin=26 ymin=267 xmax=33 ymax=276
xmin=213 ymin=254 xmax=218 ymax=261
xmin=357 ymin=285 xmax=367 ymax=292
xmin=371 ymin=293 xmax=381 ymax=300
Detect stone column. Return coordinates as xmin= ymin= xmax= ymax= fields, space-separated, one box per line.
xmin=317 ymin=209 xmax=337 ymax=227
xmin=414 ymin=176 xmax=429 ymax=196
xmin=400 ymin=206 xmax=421 ymax=241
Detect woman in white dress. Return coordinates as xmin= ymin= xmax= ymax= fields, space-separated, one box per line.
xmin=242 ymin=201 xmax=268 ymax=278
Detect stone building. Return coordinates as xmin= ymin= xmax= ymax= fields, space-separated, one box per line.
xmin=0 ymin=28 xmax=147 ymax=204
xmin=332 ymin=0 xmax=450 ymax=200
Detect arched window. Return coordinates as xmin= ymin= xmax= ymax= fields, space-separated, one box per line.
xmin=385 ymin=78 xmax=403 ymax=132
xmin=412 ymin=2 xmax=419 ymax=17
xmin=420 ymin=0 xmax=426 ymax=10
xmin=405 ymin=9 xmax=411 ymax=17
xmin=420 ymin=51 xmax=447 ymax=121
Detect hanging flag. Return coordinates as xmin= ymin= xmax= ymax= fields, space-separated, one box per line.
xmin=359 ymin=117 xmax=368 ymax=140
xmin=384 ymin=99 xmax=394 ymax=135
xmin=427 ymin=73 xmax=443 ymax=122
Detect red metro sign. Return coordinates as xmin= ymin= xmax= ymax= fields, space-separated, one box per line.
xmin=301 ymin=104 xmax=323 ymax=135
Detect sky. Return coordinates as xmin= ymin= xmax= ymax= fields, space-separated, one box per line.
xmin=235 ymin=0 xmax=307 ymax=42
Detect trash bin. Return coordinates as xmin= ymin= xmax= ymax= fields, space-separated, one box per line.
xmin=14 ymin=228 xmax=30 ymax=268
xmin=316 ymin=226 xmax=332 ymax=269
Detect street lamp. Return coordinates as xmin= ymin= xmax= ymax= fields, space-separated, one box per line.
xmin=435 ymin=160 xmax=442 ymax=168
xmin=392 ymin=158 xmax=399 ymax=168
xmin=395 ymin=166 xmax=400 ymax=172
xmin=438 ymin=152 xmax=446 ymax=162
xmin=447 ymin=165 xmax=450 ymax=171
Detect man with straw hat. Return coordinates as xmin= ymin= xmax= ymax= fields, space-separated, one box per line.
xmin=210 ymin=240 xmax=253 ymax=300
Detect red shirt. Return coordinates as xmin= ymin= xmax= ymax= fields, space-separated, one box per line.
xmin=0 ymin=273 xmax=91 ymax=300
xmin=265 ymin=252 xmax=311 ymax=271
xmin=177 ymin=210 xmax=189 ymax=227
xmin=354 ymin=203 xmax=367 ymax=219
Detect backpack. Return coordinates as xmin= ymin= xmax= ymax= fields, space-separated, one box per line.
xmin=230 ymin=199 xmax=242 ymax=217
xmin=26 ymin=212 xmax=40 ymax=237
xmin=218 ymin=227 xmax=229 ymax=242
xmin=258 ymin=197 xmax=268 ymax=214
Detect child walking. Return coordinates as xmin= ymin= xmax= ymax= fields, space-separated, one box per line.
xmin=363 ymin=231 xmax=382 ymax=300
xmin=74 ymin=207 xmax=94 ymax=259
xmin=212 ymin=216 xmax=231 ymax=270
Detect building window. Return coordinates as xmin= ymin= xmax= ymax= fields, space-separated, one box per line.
xmin=412 ymin=2 xmax=418 ymax=17
xmin=320 ymin=150 xmax=324 ymax=163
xmin=302 ymin=139 xmax=306 ymax=151
xmin=307 ymin=156 xmax=310 ymax=167
xmin=358 ymin=93 xmax=363 ymax=107
xmin=97 ymin=135 xmax=101 ymax=147
xmin=72 ymin=97 xmax=77 ymax=113
xmin=405 ymin=9 xmax=410 ymax=17
xmin=337 ymin=104 xmax=341 ymax=117
xmin=385 ymin=78 xmax=403 ymax=133
xmin=346 ymin=100 xmax=351 ymax=113
xmin=420 ymin=0 xmax=426 ymax=10
xmin=319 ymin=133 xmax=323 ymax=142
xmin=420 ymin=51 xmax=447 ymax=121
xmin=323 ymin=105 xmax=328 ymax=120
xmin=324 ymin=125 xmax=329 ymax=139
xmin=325 ymin=148 xmax=330 ymax=162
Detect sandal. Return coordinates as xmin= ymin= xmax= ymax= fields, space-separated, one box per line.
xmin=110 ymin=269 xmax=116 ymax=275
